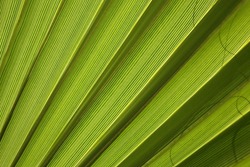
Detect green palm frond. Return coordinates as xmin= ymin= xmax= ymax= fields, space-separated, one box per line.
xmin=1 ymin=0 xmax=250 ymax=166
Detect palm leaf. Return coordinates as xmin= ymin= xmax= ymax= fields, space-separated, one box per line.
xmin=1 ymin=0 xmax=250 ymax=166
